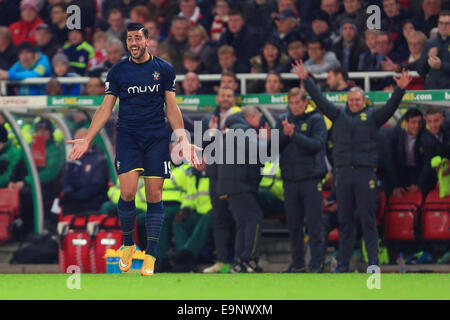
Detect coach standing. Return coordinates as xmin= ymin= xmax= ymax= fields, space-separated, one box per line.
xmin=292 ymin=59 xmax=412 ymax=272
xmin=277 ymin=87 xmax=327 ymax=273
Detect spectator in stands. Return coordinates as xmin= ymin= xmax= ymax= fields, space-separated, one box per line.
xmin=326 ymin=67 xmax=353 ymax=91
xmin=418 ymin=106 xmax=450 ymax=196
xmin=63 ymin=29 xmax=95 ymax=76
xmin=9 ymin=118 xmax=65 ymax=234
xmin=277 ymin=87 xmax=327 ymax=273
xmin=178 ymin=0 xmax=207 ymax=27
xmin=181 ymin=72 xmax=205 ymax=95
xmin=210 ymin=0 xmax=230 ymax=41
xmin=390 ymin=107 xmax=425 ymax=199
xmin=182 ymin=50 xmax=208 ymax=74
xmin=0 ymin=0 xmax=20 ymax=27
xmin=334 ymin=0 xmax=368 ymax=34
xmin=46 ymin=78 xmax=63 ymax=95
xmin=277 ymin=0 xmax=298 ymax=13
xmin=217 ymin=70 xmax=240 ymax=94
xmin=214 ymin=45 xmax=250 ymax=74
xmin=269 ymin=9 xmax=304 ymax=52
xmin=147 ymin=0 xmax=179 ymax=37
xmin=85 ymin=77 xmax=104 ymax=96
xmin=304 ymin=37 xmax=341 ymax=74
xmin=358 ymin=29 xmax=379 ymax=71
xmin=49 ymin=2 xmax=69 ymax=46
xmin=359 ymin=31 xmax=396 ymax=71
xmin=107 ymin=8 xmax=127 ymax=46
xmin=416 ymin=10 xmax=450 ymax=89
xmin=101 ymin=0 xmax=146 ymax=21
xmin=0 ymin=42 xmax=52 ymax=96
xmin=249 ymin=38 xmax=289 ymax=93
xmin=241 ymin=0 xmax=276 ymax=32
xmin=0 ymin=27 xmax=18 ymax=71
xmin=265 ymin=71 xmax=284 ymax=94
xmin=88 ymin=31 xmax=108 ymax=72
xmin=380 ymin=31 xmax=428 ymax=89
xmin=332 ymin=19 xmax=365 ymax=72
xmin=429 ymin=27 xmax=439 ymax=38
xmin=60 ymin=128 xmax=109 ymax=214
xmin=8 ymin=0 xmax=43 ymax=46
xmin=413 ymin=0 xmax=441 ymax=37
xmin=219 ymin=8 xmax=262 ymax=71
xmin=144 ymin=19 xmax=162 ymax=42
xmin=0 ymin=124 xmax=22 ymax=188
xmin=275 ymin=33 xmax=308 ymax=73
xmin=148 ymin=38 xmax=169 ymax=62
xmin=250 ymin=39 xmax=290 ymax=74
xmin=187 ymin=24 xmax=218 ymax=74
xmin=321 ymin=0 xmax=341 ymax=29
xmin=35 ymin=24 xmax=60 ymax=63
xmin=52 ymin=53 xmax=81 ymax=95
xmin=160 ymin=16 xmax=190 ymax=74
xmin=88 ymin=37 xmax=125 ymax=77
xmin=381 ymin=0 xmax=410 ymax=62
xmin=129 ymin=5 xmax=151 ymax=24
xmin=311 ymin=10 xmax=335 ymax=50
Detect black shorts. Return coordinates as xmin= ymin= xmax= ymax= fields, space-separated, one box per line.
xmin=115 ymin=129 xmax=171 ymax=179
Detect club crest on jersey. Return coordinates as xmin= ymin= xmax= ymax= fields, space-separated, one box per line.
xmin=153 ymin=71 xmax=160 ymax=80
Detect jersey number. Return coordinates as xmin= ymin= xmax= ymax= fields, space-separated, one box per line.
xmin=164 ymin=161 xmax=171 ymax=175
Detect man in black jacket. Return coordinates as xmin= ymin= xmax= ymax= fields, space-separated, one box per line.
xmin=201 ymin=86 xmax=240 ymax=274
xmin=277 ymin=87 xmax=327 ymax=273
xmin=390 ymin=108 xmax=425 ymax=199
xmin=292 ymin=59 xmax=412 ymax=272
xmin=217 ymin=106 xmax=269 ymax=273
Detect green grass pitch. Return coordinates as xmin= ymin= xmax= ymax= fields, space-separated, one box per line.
xmin=0 ymin=273 xmax=449 ymax=300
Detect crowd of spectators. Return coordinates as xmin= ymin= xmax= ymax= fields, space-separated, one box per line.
xmin=0 ymin=0 xmax=448 ymax=96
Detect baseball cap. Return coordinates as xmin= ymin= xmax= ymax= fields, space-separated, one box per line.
xmin=276 ymin=9 xmax=298 ymax=21
xmin=20 ymin=0 xmax=38 ymax=10
xmin=35 ymin=118 xmax=54 ymax=133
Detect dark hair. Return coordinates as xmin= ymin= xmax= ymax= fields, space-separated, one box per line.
xmin=229 ymin=7 xmax=244 ymax=18
xmin=404 ymin=107 xmax=423 ymax=121
xmin=261 ymin=38 xmax=282 ymax=72
xmin=126 ymin=22 xmax=149 ymax=38
xmin=377 ymin=31 xmax=392 ymax=43
xmin=51 ymin=2 xmax=68 ymax=12
xmin=440 ymin=10 xmax=450 ymax=17
xmin=425 ymin=106 xmax=444 ymax=117
xmin=266 ymin=70 xmax=282 ymax=82
xmin=330 ymin=67 xmax=348 ymax=81
xmin=221 ymin=70 xmax=238 ymax=83
xmin=307 ymin=36 xmax=325 ymax=49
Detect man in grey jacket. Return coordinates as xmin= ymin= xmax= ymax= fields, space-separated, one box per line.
xmin=292 ymin=59 xmax=412 ymax=272
xmin=304 ymin=37 xmax=341 ymax=74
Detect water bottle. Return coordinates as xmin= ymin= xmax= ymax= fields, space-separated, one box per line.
xmin=398 ymin=252 xmax=406 ymax=273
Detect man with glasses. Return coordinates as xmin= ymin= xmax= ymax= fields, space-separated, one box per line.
xmin=417 ymin=10 xmax=450 ymax=89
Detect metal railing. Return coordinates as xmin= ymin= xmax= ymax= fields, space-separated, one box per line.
xmin=1 ymin=71 xmax=420 ymax=96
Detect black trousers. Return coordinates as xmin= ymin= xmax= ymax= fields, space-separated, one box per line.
xmin=335 ymin=167 xmax=379 ymax=265
xmin=227 ymin=192 xmax=263 ymax=262
xmin=209 ymin=179 xmax=234 ymax=263
xmin=283 ymin=179 xmax=324 ymax=269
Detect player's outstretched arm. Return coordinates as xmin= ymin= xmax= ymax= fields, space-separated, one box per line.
xmin=165 ymin=91 xmax=202 ymax=166
xmin=67 ymin=94 xmax=117 ymax=160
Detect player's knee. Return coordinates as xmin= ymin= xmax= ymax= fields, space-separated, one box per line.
xmin=120 ymin=190 xmax=136 ymax=202
xmin=146 ymin=190 xmax=162 ymax=203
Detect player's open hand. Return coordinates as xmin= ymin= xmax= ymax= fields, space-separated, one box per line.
xmin=393 ymin=68 xmax=412 ymax=89
xmin=180 ymin=140 xmax=203 ymax=168
xmin=67 ymin=138 xmax=90 ymax=160
xmin=291 ymin=59 xmax=309 ymax=81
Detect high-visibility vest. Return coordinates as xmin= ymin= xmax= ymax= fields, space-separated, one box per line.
xmin=180 ymin=169 xmax=212 ymax=215
xmin=259 ymin=162 xmax=284 ymax=201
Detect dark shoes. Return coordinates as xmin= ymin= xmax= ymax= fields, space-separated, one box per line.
xmin=281 ymin=264 xmax=306 ymax=273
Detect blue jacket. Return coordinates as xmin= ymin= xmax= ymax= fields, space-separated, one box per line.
xmin=7 ymin=53 xmax=52 ymax=95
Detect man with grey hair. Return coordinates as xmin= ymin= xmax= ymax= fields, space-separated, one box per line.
xmin=293 ymin=59 xmax=412 ymax=273
xmin=88 ymin=37 xmax=125 ymax=77
xmin=216 ymin=105 xmax=270 ymax=273
xmin=0 ymin=27 xmax=17 ymax=70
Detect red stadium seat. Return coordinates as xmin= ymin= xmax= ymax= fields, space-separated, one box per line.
xmin=384 ymin=204 xmax=417 ymax=240
xmin=0 ymin=188 xmax=20 ymax=243
xmin=387 ymin=190 xmax=423 ymax=208
xmin=328 ymin=228 xmax=339 ymax=242
xmin=420 ymin=189 xmax=450 ymax=240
